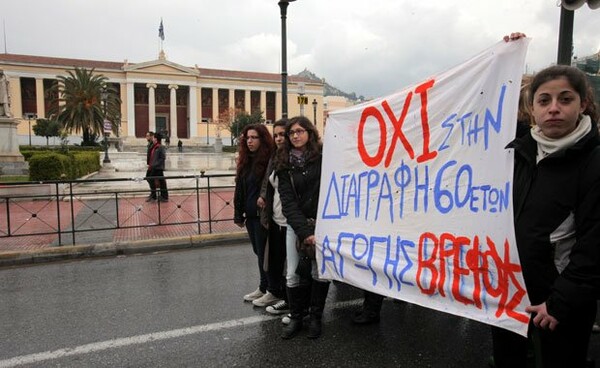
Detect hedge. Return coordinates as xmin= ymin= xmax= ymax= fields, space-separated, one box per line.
xmin=28 ymin=153 xmax=69 ymax=181
xmin=27 ymin=151 xmax=100 ymax=181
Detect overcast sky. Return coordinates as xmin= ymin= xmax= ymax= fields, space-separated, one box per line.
xmin=2 ymin=0 xmax=598 ymax=98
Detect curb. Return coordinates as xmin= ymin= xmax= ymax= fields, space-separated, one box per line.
xmin=0 ymin=231 xmax=249 ymax=267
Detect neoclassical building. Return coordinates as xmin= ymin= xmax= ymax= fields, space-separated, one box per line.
xmin=0 ymin=51 xmax=324 ymax=145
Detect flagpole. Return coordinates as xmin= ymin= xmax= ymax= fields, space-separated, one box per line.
xmin=3 ymin=19 xmax=7 ymax=54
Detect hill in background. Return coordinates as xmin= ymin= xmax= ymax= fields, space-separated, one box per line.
xmin=294 ymin=69 xmax=364 ymax=102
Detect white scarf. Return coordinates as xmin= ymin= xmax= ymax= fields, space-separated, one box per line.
xmin=530 ymin=115 xmax=592 ymax=163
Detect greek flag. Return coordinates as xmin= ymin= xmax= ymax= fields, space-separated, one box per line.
xmin=158 ymin=19 xmax=165 ymax=41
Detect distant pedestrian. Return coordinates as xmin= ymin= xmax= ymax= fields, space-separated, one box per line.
xmin=234 ymin=124 xmax=275 ymax=305
xmin=147 ymin=132 xmax=169 ymax=202
xmin=177 ymin=139 xmax=183 ymax=153
xmin=165 ymin=135 xmax=170 ymax=148
xmin=145 ymin=131 xmax=156 ymax=201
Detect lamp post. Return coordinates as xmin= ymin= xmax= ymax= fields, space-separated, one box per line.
xmin=312 ymin=99 xmax=317 ymax=125
xmin=557 ymin=1 xmax=600 ymax=65
xmin=557 ymin=7 xmax=575 ymax=65
xmin=278 ymin=0 xmax=296 ymax=119
xmin=101 ymin=87 xmax=111 ymax=164
xmin=24 ymin=113 xmax=37 ymax=146
xmin=206 ymin=119 xmax=210 ymax=145
xmin=298 ymin=82 xmax=305 ymax=116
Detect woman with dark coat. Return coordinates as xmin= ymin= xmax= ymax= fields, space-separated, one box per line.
xmin=492 ymin=51 xmax=600 ymax=366
xmin=234 ymin=124 xmax=276 ymax=303
xmin=276 ymin=116 xmax=330 ymax=339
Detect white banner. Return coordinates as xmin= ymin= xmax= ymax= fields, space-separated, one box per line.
xmin=316 ymin=39 xmax=531 ymax=336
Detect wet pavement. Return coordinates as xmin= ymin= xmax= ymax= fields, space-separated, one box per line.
xmin=0 ymin=242 xmax=599 ymax=367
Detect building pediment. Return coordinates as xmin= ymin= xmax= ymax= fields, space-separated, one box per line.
xmin=123 ymin=59 xmax=199 ymax=77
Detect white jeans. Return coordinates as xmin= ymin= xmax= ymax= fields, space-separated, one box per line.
xmin=285 ymin=227 xmax=321 ymax=287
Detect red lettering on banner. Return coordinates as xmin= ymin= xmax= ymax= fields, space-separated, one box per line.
xmin=382 ymin=94 xmax=414 ymax=167
xmin=356 ymin=79 xmax=438 ymax=168
xmin=357 ymin=106 xmax=387 ymax=167
xmin=415 ymin=80 xmax=437 ymax=163
xmin=416 ymin=232 xmax=528 ymax=324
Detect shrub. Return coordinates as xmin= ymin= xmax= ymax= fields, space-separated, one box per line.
xmin=27 ymin=151 xmax=100 ymax=181
xmin=222 ymin=145 xmax=237 ymax=153
xmin=28 ymin=153 xmax=69 ymax=181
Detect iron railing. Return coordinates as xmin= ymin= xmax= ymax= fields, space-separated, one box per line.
xmin=0 ymin=172 xmax=238 ymax=251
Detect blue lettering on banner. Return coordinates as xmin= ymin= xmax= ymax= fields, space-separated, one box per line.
xmin=321 ymin=163 xmax=510 ymax=222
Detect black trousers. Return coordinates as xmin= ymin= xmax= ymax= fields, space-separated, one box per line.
xmin=267 ymin=221 xmax=287 ymax=299
xmin=491 ymin=300 xmax=596 ymax=368
xmin=147 ymin=169 xmax=168 ymax=199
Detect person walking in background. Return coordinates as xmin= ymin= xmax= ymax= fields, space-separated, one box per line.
xmin=145 ymin=131 xmax=157 ymax=202
xmin=234 ymin=124 xmax=276 ymax=304
xmin=493 ymin=32 xmax=600 ymax=368
xmin=147 ymin=132 xmax=169 ymax=202
xmin=177 ymin=139 xmax=183 ymax=153
xmin=276 ymin=116 xmax=330 ymax=340
xmin=256 ymin=119 xmax=289 ymax=311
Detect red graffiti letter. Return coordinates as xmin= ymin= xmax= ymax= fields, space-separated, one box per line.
xmin=357 ymin=106 xmax=387 ymax=167
xmin=417 ymin=232 xmax=439 ymax=295
xmin=382 ymin=94 xmax=414 ymax=168
xmin=415 ymin=79 xmax=438 ymax=163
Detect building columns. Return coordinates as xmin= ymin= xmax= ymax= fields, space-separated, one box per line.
xmin=189 ymin=86 xmax=198 ymax=138
xmin=211 ymin=88 xmax=218 ymax=122
xmin=244 ymin=90 xmax=251 ymax=113
xmin=146 ymin=83 xmax=157 ymax=133
xmin=260 ymin=91 xmax=267 ymax=119
xmin=168 ymin=84 xmax=178 ymax=140
xmin=275 ymin=92 xmax=282 ymax=121
xmin=35 ymin=78 xmax=45 ymax=118
xmin=127 ymin=82 xmax=135 ymax=137
xmin=228 ymin=89 xmax=235 ymax=112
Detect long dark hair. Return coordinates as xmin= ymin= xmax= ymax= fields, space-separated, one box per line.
xmin=275 ymin=116 xmax=322 ymax=170
xmin=236 ymin=124 xmax=274 ymax=180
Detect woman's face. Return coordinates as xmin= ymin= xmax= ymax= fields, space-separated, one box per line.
xmin=246 ymin=129 xmax=261 ymax=152
xmin=288 ymin=123 xmax=309 ymax=150
xmin=273 ymin=126 xmax=286 ymax=148
xmin=531 ymin=77 xmax=586 ymax=139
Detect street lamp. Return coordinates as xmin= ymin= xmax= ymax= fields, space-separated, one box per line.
xmin=557 ymin=0 xmax=600 ymax=65
xmin=278 ymin=0 xmax=296 ymax=119
xmin=206 ymin=119 xmax=210 ymax=145
xmin=312 ymin=99 xmax=317 ymax=125
xmin=298 ymin=82 xmax=305 ymax=116
xmin=101 ymin=86 xmax=111 ymax=164
xmin=24 ymin=113 xmax=37 ymax=146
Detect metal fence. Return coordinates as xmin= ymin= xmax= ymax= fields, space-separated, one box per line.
xmin=0 ymin=173 xmax=238 ymax=251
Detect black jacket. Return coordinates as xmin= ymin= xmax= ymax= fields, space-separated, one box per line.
xmin=234 ymin=168 xmax=261 ymax=223
xmin=259 ymin=156 xmax=276 ymax=229
xmin=148 ymin=143 xmax=166 ymax=170
xmin=277 ymin=152 xmax=322 ymax=243
xmin=507 ymin=123 xmax=600 ymax=322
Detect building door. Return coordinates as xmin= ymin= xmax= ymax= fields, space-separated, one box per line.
xmin=156 ymin=115 xmax=168 ymax=137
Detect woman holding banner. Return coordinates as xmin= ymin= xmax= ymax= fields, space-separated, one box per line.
xmin=494 ymin=34 xmax=600 ymax=368
xmin=276 ymin=116 xmax=330 ymax=339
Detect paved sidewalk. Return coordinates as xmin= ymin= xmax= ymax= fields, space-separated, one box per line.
xmin=0 ymin=152 xmax=246 ymax=266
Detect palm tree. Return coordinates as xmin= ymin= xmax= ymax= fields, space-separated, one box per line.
xmin=49 ymin=67 xmax=121 ymax=145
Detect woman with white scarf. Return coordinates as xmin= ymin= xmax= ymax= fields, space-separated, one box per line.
xmin=492 ymin=56 xmax=600 ymax=367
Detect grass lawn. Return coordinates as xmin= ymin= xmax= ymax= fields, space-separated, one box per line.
xmin=0 ymin=175 xmax=30 ymax=183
